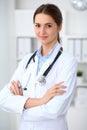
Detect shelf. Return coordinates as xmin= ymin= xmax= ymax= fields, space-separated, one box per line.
xmin=65 ymin=36 xmax=87 ymax=62
xmin=77 ymin=82 xmax=87 ymax=87
xmin=65 ymin=35 xmax=87 ymax=39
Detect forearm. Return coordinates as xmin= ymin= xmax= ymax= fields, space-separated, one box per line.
xmin=24 ymin=82 xmax=66 ymax=109
xmin=10 ymin=80 xmax=66 ymax=109
xmin=24 ymin=97 xmax=44 ymax=109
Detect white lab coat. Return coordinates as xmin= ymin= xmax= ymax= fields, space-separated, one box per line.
xmin=0 ymin=43 xmax=77 ymax=130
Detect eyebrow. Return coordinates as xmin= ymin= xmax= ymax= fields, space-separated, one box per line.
xmin=34 ymin=23 xmax=53 ymax=25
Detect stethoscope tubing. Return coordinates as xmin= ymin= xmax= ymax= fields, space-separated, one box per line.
xmin=23 ymin=47 xmax=63 ymax=88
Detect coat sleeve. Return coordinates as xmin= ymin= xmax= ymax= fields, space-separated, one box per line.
xmin=0 ymin=55 xmax=31 ymax=114
xmin=23 ymin=55 xmax=78 ymax=121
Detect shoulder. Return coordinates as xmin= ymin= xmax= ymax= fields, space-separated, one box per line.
xmin=17 ymin=53 xmax=33 ymax=70
xmin=22 ymin=53 xmax=32 ymax=62
xmin=59 ymin=51 xmax=77 ymax=66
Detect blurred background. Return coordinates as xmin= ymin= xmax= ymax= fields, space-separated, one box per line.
xmin=0 ymin=0 xmax=87 ymax=130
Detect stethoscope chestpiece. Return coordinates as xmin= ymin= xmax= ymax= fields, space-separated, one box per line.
xmin=37 ymin=75 xmax=46 ymax=86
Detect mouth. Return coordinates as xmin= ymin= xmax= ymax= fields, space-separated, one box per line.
xmin=39 ymin=36 xmax=48 ymax=40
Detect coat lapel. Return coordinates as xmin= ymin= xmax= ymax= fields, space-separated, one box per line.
xmin=30 ymin=43 xmax=62 ymax=83
xmin=36 ymin=43 xmax=62 ymax=81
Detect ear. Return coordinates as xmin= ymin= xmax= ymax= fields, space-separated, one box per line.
xmin=57 ymin=24 xmax=62 ymax=32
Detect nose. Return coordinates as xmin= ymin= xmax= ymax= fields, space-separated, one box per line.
xmin=40 ymin=26 xmax=46 ymax=35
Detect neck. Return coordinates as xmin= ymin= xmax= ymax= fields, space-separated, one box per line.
xmin=41 ymin=42 xmax=57 ymax=56
xmin=41 ymin=47 xmax=51 ymax=56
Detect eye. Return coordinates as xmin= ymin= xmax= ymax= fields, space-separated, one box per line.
xmin=34 ymin=23 xmax=41 ymax=28
xmin=46 ymin=24 xmax=52 ymax=28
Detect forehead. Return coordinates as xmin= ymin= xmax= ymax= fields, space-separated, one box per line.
xmin=34 ymin=13 xmax=55 ymax=24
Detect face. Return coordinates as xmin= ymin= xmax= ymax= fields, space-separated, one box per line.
xmin=34 ymin=13 xmax=61 ymax=47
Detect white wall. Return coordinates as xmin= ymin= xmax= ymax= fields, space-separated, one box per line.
xmin=0 ymin=0 xmax=16 ymax=87
xmin=0 ymin=1 xmax=17 ymax=130
xmin=8 ymin=0 xmax=17 ymax=79
xmin=15 ymin=0 xmax=76 ymax=11
xmin=0 ymin=0 xmax=9 ymax=87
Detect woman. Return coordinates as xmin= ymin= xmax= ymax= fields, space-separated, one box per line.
xmin=0 ymin=4 xmax=77 ymax=130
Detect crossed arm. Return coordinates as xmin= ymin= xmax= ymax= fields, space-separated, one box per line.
xmin=10 ymin=80 xmax=66 ymax=109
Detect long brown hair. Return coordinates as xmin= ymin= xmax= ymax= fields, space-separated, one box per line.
xmin=33 ymin=4 xmax=63 ymax=43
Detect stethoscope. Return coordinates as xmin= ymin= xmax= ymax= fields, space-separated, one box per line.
xmin=23 ymin=47 xmax=63 ymax=89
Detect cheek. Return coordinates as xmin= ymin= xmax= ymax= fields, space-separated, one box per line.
xmin=49 ymin=29 xmax=58 ymax=38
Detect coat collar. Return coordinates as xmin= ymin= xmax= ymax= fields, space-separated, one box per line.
xmin=35 ymin=42 xmax=62 ymax=80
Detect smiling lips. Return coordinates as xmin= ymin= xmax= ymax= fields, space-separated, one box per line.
xmin=40 ymin=36 xmax=48 ymax=40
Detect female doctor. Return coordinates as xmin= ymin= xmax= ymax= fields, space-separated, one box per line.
xmin=0 ymin=3 xmax=77 ymax=130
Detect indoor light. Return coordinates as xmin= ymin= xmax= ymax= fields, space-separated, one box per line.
xmin=71 ymin=0 xmax=87 ymax=11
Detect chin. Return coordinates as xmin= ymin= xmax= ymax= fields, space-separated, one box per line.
xmin=39 ymin=40 xmax=47 ymax=45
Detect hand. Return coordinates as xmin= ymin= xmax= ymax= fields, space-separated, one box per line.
xmin=24 ymin=82 xmax=66 ymax=109
xmin=42 ymin=82 xmax=66 ymax=104
xmin=10 ymin=80 xmax=23 ymax=96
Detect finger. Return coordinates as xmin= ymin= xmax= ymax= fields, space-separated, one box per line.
xmin=10 ymin=87 xmax=15 ymax=94
xmin=55 ymin=81 xmax=64 ymax=85
xmin=51 ymin=85 xmax=66 ymax=91
xmin=11 ymin=81 xmax=20 ymax=95
xmin=57 ymin=85 xmax=66 ymax=89
xmin=19 ymin=89 xmax=23 ymax=95
xmin=15 ymin=80 xmax=23 ymax=95
xmin=51 ymin=89 xmax=66 ymax=97
xmin=17 ymin=80 xmax=21 ymax=88
xmin=52 ymin=91 xmax=65 ymax=97
xmin=56 ymin=81 xmax=65 ymax=85
xmin=10 ymin=82 xmax=23 ymax=95
xmin=50 ymin=81 xmax=65 ymax=89
xmin=57 ymin=89 xmax=66 ymax=94
xmin=17 ymin=80 xmax=23 ymax=95
xmin=52 ymin=89 xmax=66 ymax=94
xmin=10 ymin=82 xmax=17 ymax=94
xmin=55 ymin=83 xmax=66 ymax=89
